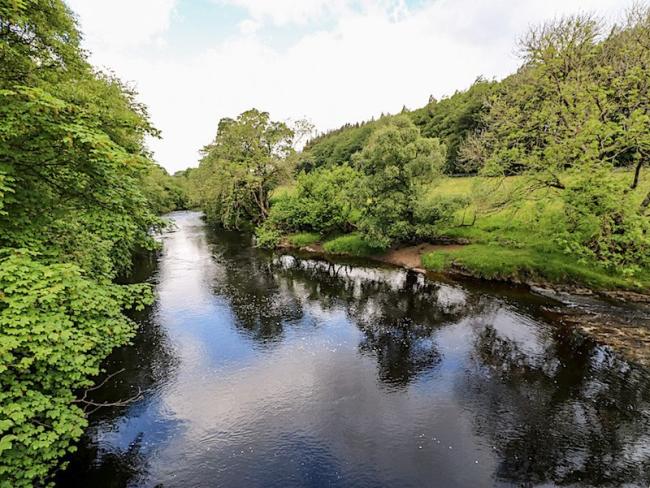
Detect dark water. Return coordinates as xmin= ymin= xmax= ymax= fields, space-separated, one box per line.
xmin=57 ymin=211 xmax=650 ymax=487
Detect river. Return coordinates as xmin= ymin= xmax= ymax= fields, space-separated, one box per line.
xmin=57 ymin=210 xmax=650 ymax=487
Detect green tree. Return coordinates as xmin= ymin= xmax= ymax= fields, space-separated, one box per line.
xmin=354 ymin=116 xmax=446 ymax=246
xmin=258 ymin=164 xmax=363 ymax=242
xmin=191 ymin=109 xmax=295 ymax=229
xmin=461 ymin=8 xmax=650 ymax=272
xmin=411 ymin=78 xmax=496 ymax=174
xmin=0 ymin=2 xmax=172 ymax=485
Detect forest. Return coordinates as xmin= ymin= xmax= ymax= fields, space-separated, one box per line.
xmin=188 ymin=6 xmax=650 ymax=290
xmin=1 ymin=0 xmax=650 ymax=486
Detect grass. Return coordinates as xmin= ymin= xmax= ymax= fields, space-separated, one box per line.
xmin=418 ymin=172 xmax=650 ymax=291
xmin=322 ymin=233 xmax=385 ymax=257
xmin=272 ymin=172 xmax=650 ymax=291
xmin=287 ymin=232 xmax=320 ymax=247
xmin=421 ymin=244 xmax=647 ymax=289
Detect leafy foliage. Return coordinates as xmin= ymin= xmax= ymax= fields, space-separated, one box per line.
xmin=0 ymin=1 xmax=180 ymax=485
xmin=410 ymin=78 xmax=496 ymax=174
xmin=0 ymin=252 xmax=152 ymax=486
xmin=353 ymin=116 xmax=446 ymax=247
xmin=322 ymin=233 xmax=385 ymax=256
xmin=461 ymin=8 xmax=650 ymax=272
xmin=298 ymin=121 xmax=375 ymax=173
xmin=189 ymin=109 xmax=295 ymax=229
xmin=141 ymin=164 xmax=189 ymax=215
xmin=259 ymin=165 xmax=363 ymax=238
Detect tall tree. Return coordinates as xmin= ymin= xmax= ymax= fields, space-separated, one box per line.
xmin=191 ymin=109 xmax=295 ymax=229
xmin=460 ymin=8 xmax=650 ymax=271
xmin=354 ymin=116 xmax=446 ymax=246
xmin=0 ymin=2 xmax=171 ymax=485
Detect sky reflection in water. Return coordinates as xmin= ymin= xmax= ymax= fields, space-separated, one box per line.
xmin=58 ymin=211 xmax=650 ymax=488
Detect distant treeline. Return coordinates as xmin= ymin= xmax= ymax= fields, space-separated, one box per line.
xmin=300 ymin=77 xmax=495 ymax=176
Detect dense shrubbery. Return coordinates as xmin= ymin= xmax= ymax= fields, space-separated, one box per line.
xmin=0 ymin=1 xmax=180 ymax=485
xmin=257 ymin=165 xmax=362 ymax=238
xmin=256 ymin=118 xmax=456 ymax=248
xmin=141 ymin=164 xmax=189 ymax=215
xmin=353 ymin=116 xmax=447 ymax=247
xmin=0 ymin=252 xmax=151 ymax=486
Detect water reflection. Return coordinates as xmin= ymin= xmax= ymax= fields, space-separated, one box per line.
xmin=465 ymin=325 xmax=650 ymax=486
xmin=58 ymin=211 xmax=650 ymax=487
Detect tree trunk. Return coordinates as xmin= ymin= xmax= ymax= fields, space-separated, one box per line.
xmin=631 ymin=157 xmax=643 ymax=190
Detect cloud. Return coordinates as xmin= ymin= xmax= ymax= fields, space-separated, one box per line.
xmin=66 ymin=0 xmax=176 ymax=49
xmin=67 ymin=0 xmax=637 ymax=173
xmin=238 ymin=18 xmax=261 ymax=35
xmin=218 ymin=0 xmax=352 ymax=25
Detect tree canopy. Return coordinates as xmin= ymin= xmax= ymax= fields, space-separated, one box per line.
xmin=0 ymin=2 xmax=184 ymax=485
xmin=189 ymin=109 xmax=298 ymax=229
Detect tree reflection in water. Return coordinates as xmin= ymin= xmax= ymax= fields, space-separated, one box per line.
xmin=268 ymin=253 xmax=650 ymax=485
xmin=57 ymin=264 xmax=178 ymax=487
xmin=465 ymin=325 xmax=650 ymax=486
xmin=58 ymin=218 xmax=650 ymax=487
xmin=269 ymin=255 xmax=482 ymax=386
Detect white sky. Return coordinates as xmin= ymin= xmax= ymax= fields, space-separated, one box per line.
xmin=65 ymin=0 xmax=636 ymax=173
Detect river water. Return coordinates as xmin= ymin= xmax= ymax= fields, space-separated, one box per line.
xmin=57 ymin=210 xmax=650 ymax=487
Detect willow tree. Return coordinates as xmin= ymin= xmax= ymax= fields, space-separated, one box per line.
xmin=353 ymin=116 xmax=446 ymax=246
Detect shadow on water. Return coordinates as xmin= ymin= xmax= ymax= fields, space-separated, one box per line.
xmin=56 ymin=254 xmax=179 ymax=488
xmin=57 ymin=211 xmax=650 ymax=487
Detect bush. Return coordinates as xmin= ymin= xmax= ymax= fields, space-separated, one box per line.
xmin=0 ymin=252 xmax=152 ymax=487
xmin=557 ymin=166 xmax=650 ymax=276
xmin=263 ymin=165 xmax=363 ymax=236
xmin=413 ymin=191 xmax=471 ymax=239
xmin=254 ymin=224 xmax=282 ymax=248
xmin=353 ymin=116 xmax=446 ymax=246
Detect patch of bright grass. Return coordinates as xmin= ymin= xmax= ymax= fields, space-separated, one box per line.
xmin=323 ymin=233 xmax=385 ymax=257
xmin=422 ymin=244 xmax=648 ymax=290
xmin=287 ymin=232 xmax=320 ymax=247
xmin=421 ymin=252 xmax=450 ymax=272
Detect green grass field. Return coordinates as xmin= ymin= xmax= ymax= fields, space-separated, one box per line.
xmin=421 ymin=172 xmax=650 ymax=290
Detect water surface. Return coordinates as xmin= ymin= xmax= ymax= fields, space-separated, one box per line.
xmin=58 ymin=211 xmax=650 ymax=487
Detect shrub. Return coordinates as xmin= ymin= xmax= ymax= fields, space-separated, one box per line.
xmin=0 ymin=252 xmax=152 ymax=487
xmin=254 ymin=224 xmax=282 ymax=248
xmin=264 ymin=165 xmax=363 ymax=236
xmin=557 ymin=166 xmax=650 ymax=276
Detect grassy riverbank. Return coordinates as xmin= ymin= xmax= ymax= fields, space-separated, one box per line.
xmin=276 ymin=173 xmax=650 ymax=292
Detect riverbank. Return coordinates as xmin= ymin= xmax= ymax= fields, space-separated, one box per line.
xmin=270 ymin=170 xmax=650 ymax=295
xmin=58 ymin=211 xmax=650 ymax=487
xmin=279 ymin=234 xmax=650 ymax=298
xmin=278 ymin=235 xmax=650 ymax=368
